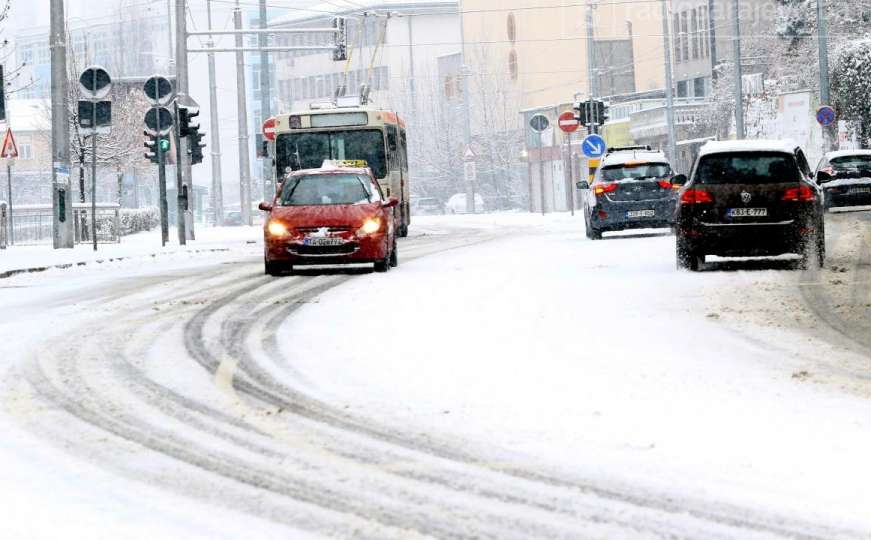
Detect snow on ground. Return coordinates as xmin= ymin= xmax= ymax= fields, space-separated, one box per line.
xmin=278 ymin=212 xmax=871 ymax=533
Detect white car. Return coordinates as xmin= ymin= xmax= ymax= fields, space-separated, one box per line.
xmin=445 ymin=193 xmax=485 ymax=214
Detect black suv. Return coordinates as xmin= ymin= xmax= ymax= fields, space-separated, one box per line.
xmin=675 ymin=141 xmax=825 ymax=271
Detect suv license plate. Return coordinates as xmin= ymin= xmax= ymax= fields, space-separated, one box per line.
xmin=849 ymin=187 xmax=871 ymax=194
xmin=627 ymin=209 xmax=655 ymax=218
xmin=304 ymin=237 xmax=344 ymax=246
xmin=729 ymin=208 xmax=768 ymax=217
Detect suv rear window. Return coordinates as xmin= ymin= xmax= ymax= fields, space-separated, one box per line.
xmin=830 ymin=155 xmax=871 ymax=171
xmin=601 ymin=163 xmax=671 ymax=182
xmin=694 ymin=152 xmax=800 ymax=185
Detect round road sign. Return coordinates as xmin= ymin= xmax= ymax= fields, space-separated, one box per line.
xmin=558 ymin=111 xmax=580 ymax=133
xmin=144 ymin=107 xmax=174 ymax=136
xmin=582 ymin=134 xmax=607 ymax=158
xmin=816 ymin=105 xmax=836 ymax=127
xmin=144 ymin=75 xmax=174 ymax=106
xmin=262 ymin=117 xmax=277 ymax=141
xmin=529 ymin=114 xmax=549 ymax=133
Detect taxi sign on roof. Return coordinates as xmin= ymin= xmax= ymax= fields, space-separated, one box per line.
xmin=322 ymin=159 xmax=368 ymax=169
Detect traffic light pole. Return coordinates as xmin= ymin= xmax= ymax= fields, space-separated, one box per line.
xmin=50 ymin=0 xmax=74 ymax=249
xmin=90 ymin=91 xmax=97 ymax=251
xmin=176 ymin=0 xmax=194 ymax=240
xmin=173 ymin=99 xmax=187 ymax=245
xmin=156 ymin=113 xmax=169 ymax=246
xmin=234 ymin=5 xmax=253 ymax=226
xmin=206 ymin=0 xmax=224 ymax=227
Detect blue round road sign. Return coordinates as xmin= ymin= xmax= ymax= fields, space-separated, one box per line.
xmin=816 ymin=105 xmax=836 ymax=127
xmin=582 ymin=134 xmax=607 ymax=158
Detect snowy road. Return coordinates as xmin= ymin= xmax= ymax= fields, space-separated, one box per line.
xmin=1 ymin=213 xmax=870 ymax=538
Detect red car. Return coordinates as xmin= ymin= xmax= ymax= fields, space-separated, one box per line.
xmin=258 ymin=165 xmax=399 ymax=275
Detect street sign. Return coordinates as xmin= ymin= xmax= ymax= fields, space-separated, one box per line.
xmin=582 ymin=134 xmax=607 ymax=158
xmin=78 ymin=101 xmax=112 ymax=131
xmin=529 ymin=114 xmax=549 ymax=133
xmin=79 ymin=66 xmax=112 ymax=100
xmin=816 ymin=105 xmax=836 ymax=127
xmin=143 ymin=75 xmax=174 ymax=106
xmin=558 ymin=111 xmax=580 ymax=133
xmin=262 ymin=117 xmax=277 ymax=141
xmin=464 ymin=161 xmax=477 ymax=183
xmin=1 ymin=127 xmax=18 ymax=158
xmin=145 ymin=107 xmax=174 ymax=136
xmin=463 ymin=144 xmax=476 ymax=161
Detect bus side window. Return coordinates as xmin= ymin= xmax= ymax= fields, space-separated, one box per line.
xmin=386 ymin=124 xmax=399 ymax=168
xmin=400 ymin=128 xmax=408 ymax=169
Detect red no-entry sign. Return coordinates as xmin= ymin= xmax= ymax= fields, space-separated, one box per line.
xmin=262 ymin=117 xmax=277 ymax=141
xmin=558 ymin=111 xmax=579 ymax=133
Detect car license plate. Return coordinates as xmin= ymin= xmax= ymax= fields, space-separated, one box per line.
xmin=304 ymin=237 xmax=344 ymax=246
xmin=729 ymin=208 xmax=768 ymax=217
xmin=849 ymin=187 xmax=870 ymax=194
xmin=627 ymin=209 xmax=655 ymax=218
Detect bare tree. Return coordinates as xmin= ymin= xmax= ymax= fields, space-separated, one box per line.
xmin=0 ymin=0 xmax=37 ymax=98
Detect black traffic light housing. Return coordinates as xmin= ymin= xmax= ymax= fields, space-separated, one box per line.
xmin=188 ymin=130 xmax=206 ymax=165
xmin=332 ymin=17 xmax=347 ymax=61
xmin=178 ymin=106 xmax=200 ymax=137
xmin=144 ymin=130 xmax=159 ymax=163
xmin=573 ymin=100 xmax=609 ymax=127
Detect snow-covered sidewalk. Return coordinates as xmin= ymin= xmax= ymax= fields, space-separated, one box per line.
xmin=0 ymin=226 xmax=264 ymax=278
xmin=278 ymin=212 xmax=871 ymax=533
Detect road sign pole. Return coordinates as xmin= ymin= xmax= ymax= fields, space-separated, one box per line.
xmin=156 ymin=109 xmax=169 ymax=246
xmin=91 ymin=70 xmax=98 ymax=251
xmin=6 ymin=161 xmax=12 ymax=245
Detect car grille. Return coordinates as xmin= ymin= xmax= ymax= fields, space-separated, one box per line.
xmin=296 ymin=226 xmax=352 ymax=233
xmin=292 ymin=243 xmax=358 ymax=256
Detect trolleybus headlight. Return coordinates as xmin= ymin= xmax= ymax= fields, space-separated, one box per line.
xmin=267 ymin=220 xmax=290 ymax=237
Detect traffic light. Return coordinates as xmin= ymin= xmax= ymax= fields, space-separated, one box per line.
xmin=573 ymin=101 xmax=590 ymax=126
xmin=144 ymin=132 xmax=159 ymax=163
xmin=144 ymin=130 xmax=170 ymax=164
xmin=572 ymin=100 xmax=609 ymax=127
xmin=179 ymin=106 xmax=200 ymax=137
xmin=187 ymin=130 xmax=206 ymax=165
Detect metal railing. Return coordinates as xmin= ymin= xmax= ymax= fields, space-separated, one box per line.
xmin=3 ymin=203 xmax=121 ymax=245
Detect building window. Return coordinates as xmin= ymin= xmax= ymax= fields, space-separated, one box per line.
xmin=693 ymin=77 xmax=706 ymax=97
xmin=700 ymin=6 xmax=709 ymax=58
xmin=677 ymin=80 xmax=688 ymax=97
xmin=508 ymin=50 xmax=518 ymax=80
xmin=680 ymin=12 xmax=689 ymax=61
xmin=673 ymin=14 xmax=681 ymax=63
xmin=19 ymin=141 xmax=33 ymax=161
xmin=21 ymin=45 xmax=34 ymax=65
xmin=507 ymin=13 xmax=516 ymax=42
xmin=444 ymin=76 xmax=454 ymax=98
xmin=690 ymin=9 xmax=699 ymax=60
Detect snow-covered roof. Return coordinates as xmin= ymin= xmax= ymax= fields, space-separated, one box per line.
xmin=698 ymin=140 xmax=799 ymax=157
xmin=824 ymin=149 xmax=871 ymax=160
xmin=601 ymin=150 xmax=668 ymax=167
xmin=4 ymin=99 xmax=51 ymax=132
xmin=269 ymin=0 xmax=456 ymax=26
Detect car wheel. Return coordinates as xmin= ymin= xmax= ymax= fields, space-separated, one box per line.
xmin=676 ymin=241 xmax=701 ymax=271
xmin=389 ymin=236 xmax=399 ymax=268
xmin=589 ymin=227 xmax=603 ymax=240
xmin=398 ymin=224 xmax=409 ymax=238
xmin=374 ymin=241 xmax=392 ymax=272
xmin=265 ymin=261 xmax=284 ymax=276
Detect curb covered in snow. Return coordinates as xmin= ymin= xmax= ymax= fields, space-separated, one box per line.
xmin=0 ymin=248 xmax=232 ymax=280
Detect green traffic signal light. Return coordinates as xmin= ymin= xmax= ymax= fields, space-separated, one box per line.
xmin=159 ymin=138 xmax=170 ymax=152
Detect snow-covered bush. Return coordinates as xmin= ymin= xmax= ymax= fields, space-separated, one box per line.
xmin=119 ymin=207 xmax=159 ymax=235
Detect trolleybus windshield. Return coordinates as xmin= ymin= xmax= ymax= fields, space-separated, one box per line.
xmin=276 ymin=130 xmax=387 ymax=179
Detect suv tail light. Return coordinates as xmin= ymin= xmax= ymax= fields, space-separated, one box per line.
xmin=594 ymin=183 xmax=618 ymax=196
xmin=782 ymin=185 xmax=816 ymax=202
xmin=680 ymin=189 xmax=713 ymax=204
xmin=657 ymin=180 xmax=672 ymax=189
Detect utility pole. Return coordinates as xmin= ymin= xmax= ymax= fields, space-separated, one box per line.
xmin=817 ymin=0 xmax=834 ymax=151
xmin=234 ymin=5 xmax=253 ymax=226
xmin=586 ymin=4 xmax=596 ymax=135
xmin=707 ymin=0 xmax=717 ymax=79
xmin=732 ymin=0 xmax=745 ymax=139
xmin=175 ymin=0 xmax=192 ymax=242
xmin=90 ymin=86 xmax=97 ymax=251
xmin=458 ymin=0 xmax=475 ymax=213
xmin=406 ymin=15 xmax=416 ymax=119
xmin=259 ymin=0 xmax=272 ymax=201
xmin=661 ymin=0 xmax=677 ymax=161
xmin=207 ymin=0 xmax=224 ymax=226
xmin=50 ymin=0 xmax=74 ymax=249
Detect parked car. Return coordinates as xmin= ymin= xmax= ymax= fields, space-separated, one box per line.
xmin=223 ymin=211 xmax=243 ymax=226
xmin=446 ymin=193 xmax=485 ymax=214
xmin=259 ymin=164 xmax=399 ymax=275
xmin=411 ymin=197 xmax=445 ymax=215
xmin=579 ymin=146 xmax=681 ymax=239
xmin=675 ymin=140 xmax=825 ymax=271
xmin=814 ymin=150 xmax=871 ymax=211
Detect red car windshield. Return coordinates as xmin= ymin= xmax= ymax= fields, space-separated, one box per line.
xmin=280 ymin=174 xmax=377 ymax=206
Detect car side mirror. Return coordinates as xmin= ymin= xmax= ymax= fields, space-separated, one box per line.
xmin=258 ymin=201 xmax=273 ymax=212
xmin=383 ymin=196 xmax=400 ymax=208
xmin=816 ymin=170 xmax=832 ymax=183
xmin=671 ymin=174 xmax=688 ymax=186
xmin=576 ymin=180 xmax=590 ymax=190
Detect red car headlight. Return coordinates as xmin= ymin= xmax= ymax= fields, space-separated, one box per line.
xmin=266 ymin=220 xmax=291 ymax=237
